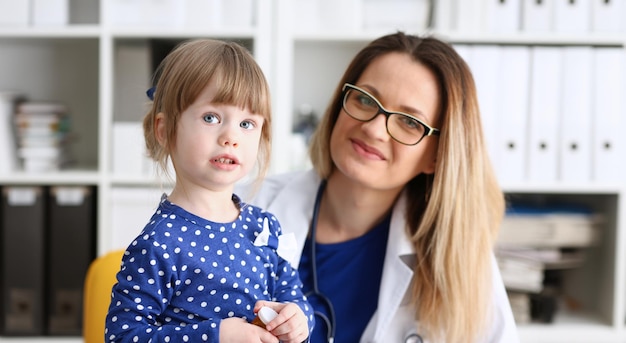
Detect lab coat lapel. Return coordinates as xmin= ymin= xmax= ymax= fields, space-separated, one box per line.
xmin=263 ymin=170 xmax=320 ymax=267
xmin=365 ymin=192 xmax=416 ymax=342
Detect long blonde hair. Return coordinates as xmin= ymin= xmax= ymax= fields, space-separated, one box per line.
xmin=309 ymin=32 xmax=504 ymax=342
xmin=143 ymin=39 xmax=272 ymax=182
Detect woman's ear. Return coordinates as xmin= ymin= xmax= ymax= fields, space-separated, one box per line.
xmin=154 ymin=112 xmax=167 ymax=147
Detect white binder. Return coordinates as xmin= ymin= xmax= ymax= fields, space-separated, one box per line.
xmin=469 ymin=45 xmax=502 ymax=171
xmin=433 ymin=0 xmax=457 ymax=31
xmin=32 ymin=0 xmax=69 ymax=26
xmin=590 ymin=0 xmax=623 ymax=32
xmin=560 ymin=47 xmax=593 ymax=183
xmin=110 ymin=187 xmax=164 ymax=250
xmin=221 ymin=0 xmax=254 ymax=28
xmin=318 ymin=0 xmax=362 ymax=32
xmin=592 ymin=48 xmax=624 ymax=182
xmin=527 ymin=47 xmax=562 ymax=182
xmin=112 ymin=122 xmax=151 ymax=177
xmin=185 ymin=0 xmax=220 ymax=29
xmin=521 ymin=0 xmax=553 ymax=32
xmin=486 ymin=0 xmax=521 ymax=32
xmin=105 ymin=0 xmax=183 ymax=27
xmin=0 ymin=1 xmax=30 ymax=26
xmin=456 ymin=0 xmax=487 ymax=32
xmin=494 ymin=46 xmax=531 ymax=184
xmin=554 ymin=0 xmax=591 ymax=33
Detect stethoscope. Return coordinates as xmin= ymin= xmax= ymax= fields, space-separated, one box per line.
xmin=305 ymin=180 xmax=424 ymax=343
xmin=305 ymin=180 xmax=337 ymax=343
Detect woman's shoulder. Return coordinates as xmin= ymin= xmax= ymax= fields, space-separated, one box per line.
xmin=235 ymin=169 xmax=318 ymax=207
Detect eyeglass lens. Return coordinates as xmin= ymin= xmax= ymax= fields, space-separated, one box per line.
xmin=343 ymin=87 xmax=427 ymax=145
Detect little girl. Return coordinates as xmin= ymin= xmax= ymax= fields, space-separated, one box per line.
xmin=105 ymin=39 xmax=313 ymax=343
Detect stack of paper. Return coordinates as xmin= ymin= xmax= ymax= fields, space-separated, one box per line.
xmin=497 ymin=254 xmax=544 ymax=293
xmin=497 ymin=208 xmax=602 ymax=248
xmin=495 ymin=202 xmax=602 ymax=324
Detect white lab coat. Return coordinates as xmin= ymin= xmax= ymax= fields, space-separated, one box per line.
xmin=238 ymin=169 xmax=520 ymax=343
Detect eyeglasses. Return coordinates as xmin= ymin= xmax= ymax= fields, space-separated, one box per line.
xmin=341 ymin=83 xmax=440 ymax=146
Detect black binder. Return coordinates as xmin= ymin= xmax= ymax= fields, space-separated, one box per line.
xmin=0 ymin=186 xmax=46 ymax=335
xmin=46 ymin=186 xmax=95 ymax=335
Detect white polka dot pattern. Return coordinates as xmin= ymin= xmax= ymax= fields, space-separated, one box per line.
xmin=105 ymin=195 xmax=314 ymax=342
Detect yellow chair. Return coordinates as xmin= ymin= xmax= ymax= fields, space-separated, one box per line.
xmin=83 ymin=249 xmax=124 ymax=343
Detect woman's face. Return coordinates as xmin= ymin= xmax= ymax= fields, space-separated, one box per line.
xmin=329 ymin=52 xmax=441 ymax=192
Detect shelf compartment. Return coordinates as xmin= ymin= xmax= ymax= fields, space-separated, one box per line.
xmin=502 ymin=193 xmax=620 ymax=331
xmin=0 ymin=37 xmax=99 ymax=173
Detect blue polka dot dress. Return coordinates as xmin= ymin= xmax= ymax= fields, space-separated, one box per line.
xmin=105 ymin=194 xmax=314 ymax=342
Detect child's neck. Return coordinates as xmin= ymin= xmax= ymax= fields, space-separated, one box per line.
xmin=167 ymin=186 xmax=240 ymax=223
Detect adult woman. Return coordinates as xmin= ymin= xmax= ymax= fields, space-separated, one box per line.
xmin=241 ymin=32 xmax=518 ymax=342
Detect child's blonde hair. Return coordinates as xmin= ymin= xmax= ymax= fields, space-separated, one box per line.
xmin=143 ymin=39 xmax=272 ymax=182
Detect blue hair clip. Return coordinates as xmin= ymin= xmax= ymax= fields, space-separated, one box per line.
xmin=146 ymin=87 xmax=156 ymax=100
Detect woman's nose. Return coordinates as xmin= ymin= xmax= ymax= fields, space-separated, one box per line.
xmin=361 ymin=113 xmax=390 ymax=141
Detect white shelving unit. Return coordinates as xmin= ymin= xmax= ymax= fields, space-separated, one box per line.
xmin=0 ymin=0 xmax=625 ymax=342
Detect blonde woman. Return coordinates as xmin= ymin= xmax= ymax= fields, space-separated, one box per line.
xmin=241 ymin=32 xmax=518 ymax=342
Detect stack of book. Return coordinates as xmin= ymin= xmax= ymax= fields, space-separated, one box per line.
xmin=0 ymin=91 xmax=24 ymax=175
xmin=496 ymin=203 xmax=602 ymax=323
xmin=13 ymin=102 xmax=73 ymax=172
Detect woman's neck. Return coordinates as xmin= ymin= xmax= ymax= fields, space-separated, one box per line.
xmin=316 ymin=172 xmax=400 ymax=244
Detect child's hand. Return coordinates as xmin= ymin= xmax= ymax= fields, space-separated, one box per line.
xmin=219 ymin=317 xmax=279 ymax=343
xmin=254 ymin=301 xmax=309 ymax=343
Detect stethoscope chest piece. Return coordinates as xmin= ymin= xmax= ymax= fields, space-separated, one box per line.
xmin=404 ymin=333 xmax=424 ymax=343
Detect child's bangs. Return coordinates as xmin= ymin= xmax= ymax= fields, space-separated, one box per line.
xmin=210 ymin=55 xmax=270 ymax=118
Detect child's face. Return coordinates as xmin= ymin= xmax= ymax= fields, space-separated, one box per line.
xmin=170 ymin=81 xmax=264 ymax=192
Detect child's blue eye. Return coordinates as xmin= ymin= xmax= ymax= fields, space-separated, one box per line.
xmin=203 ymin=113 xmax=220 ymax=124
xmin=240 ymin=120 xmax=256 ymax=130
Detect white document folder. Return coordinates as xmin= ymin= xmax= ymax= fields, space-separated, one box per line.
xmin=184 ymin=0 xmax=220 ymax=29
xmin=0 ymin=1 xmax=30 ymax=26
xmin=591 ymin=0 xmax=623 ymax=32
xmin=521 ymin=0 xmax=553 ymax=32
xmin=495 ymin=46 xmax=531 ymax=184
xmin=110 ymin=187 xmax=164 ymax=250
xmin=554 ymin=0 xmax=591 ymax=33
xmin=486 ymin=0 xmax=521 ymax=32
xmin=527 ymin=47 xmax=562 ymax=182
xmin=112 ymin=122 xmax=150 ymax=177
xmin=469 ymin=45 xmax=502 ymax=171
xmin=456 ymin=0 xmax=487 ymax=32
xmin=592 ymin=48 xmax=624 ymax=182
xmin=434 ymin=0 xmax=457 ymax=31
xmin=32 ymin=0 xmax=69 ymax=26
xmin=105 ymin=0 xmax=183 ymax=27
xmin=560 ymin=47 xmax=593 ymax=183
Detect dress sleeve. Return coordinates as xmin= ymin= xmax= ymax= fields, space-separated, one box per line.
xmin=104 ymin=231 xmax=221 ymax=343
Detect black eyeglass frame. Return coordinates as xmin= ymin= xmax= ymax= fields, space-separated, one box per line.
xmin=341 ymin=83 xmax=441 ymax=146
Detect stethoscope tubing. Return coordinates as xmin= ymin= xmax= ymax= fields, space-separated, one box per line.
xmin=305 ymin=180 xmax=336 ymax=343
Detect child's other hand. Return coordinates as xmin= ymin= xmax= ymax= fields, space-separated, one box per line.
xmin=219 ymin=317 xmax=279 ymax=343
xmin=254 ymin=301 xmax=309 ymax=343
